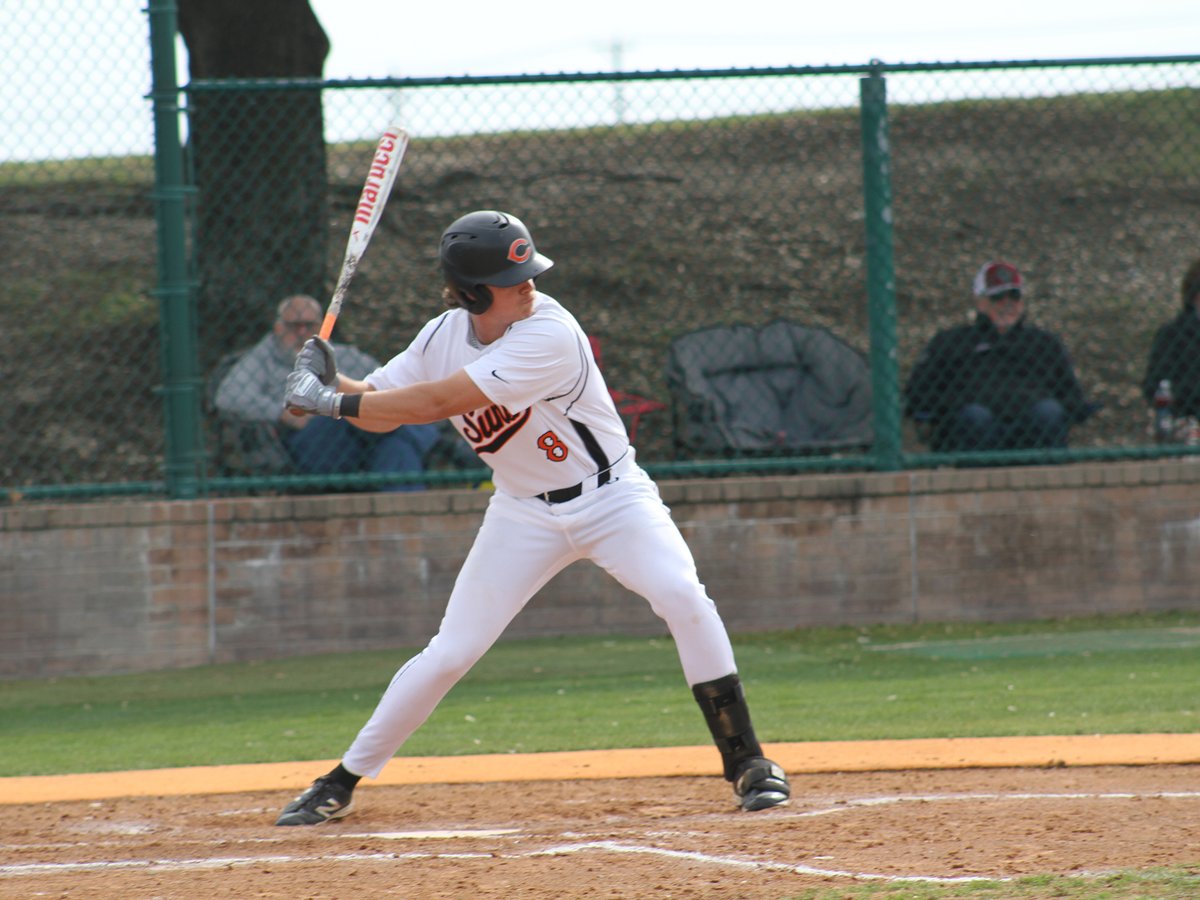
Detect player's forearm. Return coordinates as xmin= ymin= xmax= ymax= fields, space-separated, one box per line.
xmin=335 ymin=374 xmax=372 ymax=394
xmin=349 ymin=386 xmax=460 ymax=426
xmin=333 ymin=376 xmax=384 ymax=429
xmin=285 ymin=368 xmax=489 ymax=425
xmin=345 ymin=370 xmax=489 ymax=426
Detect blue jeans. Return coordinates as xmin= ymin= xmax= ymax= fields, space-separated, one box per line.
xmin=284 ymin=418 xmax=441 ymax=491
xmin=941 ymin=398 xmax=1068 ymax=451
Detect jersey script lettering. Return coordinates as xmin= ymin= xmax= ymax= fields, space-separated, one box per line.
xmin=460 ymin=404 xmax=532 ymax=454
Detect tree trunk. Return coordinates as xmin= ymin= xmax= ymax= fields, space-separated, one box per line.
xmin=178 ymin=0 xmax=330 ymax=362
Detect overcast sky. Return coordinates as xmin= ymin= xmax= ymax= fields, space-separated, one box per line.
xmin=1 ymin=0 xmax=1197 ymax=161
xmin=307 ymin=0 xmax=1199 ymax=77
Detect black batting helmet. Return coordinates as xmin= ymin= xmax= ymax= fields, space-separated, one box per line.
xmin=439 ymin=210 xmax=554 ymax=314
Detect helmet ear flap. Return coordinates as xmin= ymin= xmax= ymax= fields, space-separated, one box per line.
xmin=451 ymin=282 xmax=494 ymax=315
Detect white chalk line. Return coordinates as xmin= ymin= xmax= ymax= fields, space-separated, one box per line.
xmin=338 ymin=828 xmax=521 ymax=839
xmin=0 ymin=852 xmax=414 ymax=877
xmin=529 ymin=841 xmax=992 ymax=883
xmin=4 ymin=790 xmax=1198 ymax=884
xmin=0 ymin=828 xmax=515 ymax=855
xmin=0 ymin=844 xmax=989 ymax=885
xmin=769 ymin=790 xmax=1200 ymax=822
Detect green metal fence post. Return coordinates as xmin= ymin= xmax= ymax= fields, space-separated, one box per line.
xmin=147 ymin=0 xmax=201 ymax=498
xmin=859 ymin=64 xmax=903 ymax=472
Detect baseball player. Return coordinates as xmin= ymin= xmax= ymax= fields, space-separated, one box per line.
xmin=277 ymin=210 xmax=790 ymax=825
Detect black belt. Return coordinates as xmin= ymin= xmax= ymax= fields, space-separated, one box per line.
xmin=539 ymin=467 xmax=612 ymax=504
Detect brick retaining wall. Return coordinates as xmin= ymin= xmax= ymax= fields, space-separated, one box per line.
xmin=3 ymin=460 xmax=1199 ymax=678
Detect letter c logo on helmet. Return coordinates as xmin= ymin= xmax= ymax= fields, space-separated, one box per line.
xmin=507 ymin=238 xmax=532 ymax=263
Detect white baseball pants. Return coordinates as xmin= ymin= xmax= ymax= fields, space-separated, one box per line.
xmin=342 ymin=463 xmax=739 ymax=778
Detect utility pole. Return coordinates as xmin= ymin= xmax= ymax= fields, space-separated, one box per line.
xmin=611 ymin=39 xmax=626 ymax=124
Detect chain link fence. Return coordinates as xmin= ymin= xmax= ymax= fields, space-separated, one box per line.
xmin=3 ymin=3 xmax=1199 ymax=500
xmin=1 ymin=3 xmax=161 ymax=497
xmin=886 ymin=60 xmax=1200 ymax=465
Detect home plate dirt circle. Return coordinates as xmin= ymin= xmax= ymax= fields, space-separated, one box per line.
xmin=2 ymin=738 xmax=1198 ymax=898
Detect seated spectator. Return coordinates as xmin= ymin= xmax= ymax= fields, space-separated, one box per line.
xmin=1141 ymin=259 xmax=1200 ymax=437
xmin=214 ymin=294 xmax=440 ymax=489
xmin=905 ymin=260 xmax=1095 ymax=452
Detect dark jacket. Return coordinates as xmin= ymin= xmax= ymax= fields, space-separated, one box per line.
xmin=905 ymin=313 xmax=1091 ymax=424
xmin=1142 ymin=309 xmax=1200 ymax=417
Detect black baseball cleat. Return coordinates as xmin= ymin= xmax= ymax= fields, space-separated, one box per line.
xmin=275 ymin=775 xmax=355 ymax=826
xmin=733 ymin=757 xmax=791 ymax=811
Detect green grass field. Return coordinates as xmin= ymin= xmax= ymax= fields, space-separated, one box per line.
xmin=4 ymin=611 xmax=1198 ymax=779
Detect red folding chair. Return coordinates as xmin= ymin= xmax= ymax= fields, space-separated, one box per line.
xmin=588 ymin=336 xmax=666 ymax=443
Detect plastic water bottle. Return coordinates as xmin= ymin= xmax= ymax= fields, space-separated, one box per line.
xmin=1153 ymin=379 xmax=1174 ymax=444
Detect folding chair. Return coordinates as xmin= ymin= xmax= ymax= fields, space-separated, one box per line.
xmin=588 ymin=336 xmax=666 ymax=444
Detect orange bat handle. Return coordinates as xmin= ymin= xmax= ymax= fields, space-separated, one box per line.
xmin=318 ymin=311 xmax=338 ymax=342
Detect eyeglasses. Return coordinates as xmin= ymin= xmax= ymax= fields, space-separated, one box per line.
xmin=281 ymin=319 xmax=319 ymax=331
xmin=988 ymin=290 xmax=1022 ymax=302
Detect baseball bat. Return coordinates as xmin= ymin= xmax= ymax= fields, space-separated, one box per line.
xmin=318 ymin=124 xmax=410 ymax=341
xmin=287 ymin=125 xmax=408 ymax=417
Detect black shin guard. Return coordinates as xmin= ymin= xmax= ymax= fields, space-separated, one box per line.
xmin=693 ymin=673 xmax=791 ymax=811
xmin=328 ymin=763 xmax=362 ymax=792
xmin=691 ymin=673 xmax=764 ymax=781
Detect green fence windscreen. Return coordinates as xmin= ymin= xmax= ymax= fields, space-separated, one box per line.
xmin=4 ymin=6 xmax=1200 ymax=500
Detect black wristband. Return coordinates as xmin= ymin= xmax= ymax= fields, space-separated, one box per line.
xmin=340 ymin=393 xmax=363 ymax=418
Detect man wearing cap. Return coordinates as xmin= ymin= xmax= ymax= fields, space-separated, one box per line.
xmin=904 ymin=260 xmax=1094 ymax=453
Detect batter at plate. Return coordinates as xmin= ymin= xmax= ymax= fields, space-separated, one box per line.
xmin=279 ymin=209 xmax=790 ymax=825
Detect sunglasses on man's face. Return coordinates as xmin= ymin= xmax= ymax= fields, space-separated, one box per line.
xmin=988 ymin=290 xmax=1022 ymax=302
xmin=282 ymin=319 xmax=319 ymax=331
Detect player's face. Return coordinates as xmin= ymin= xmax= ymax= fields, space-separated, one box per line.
xmin=489 ymin=279 xmax=537 ymax=319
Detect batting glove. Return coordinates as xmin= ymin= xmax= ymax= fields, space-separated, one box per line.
xmin=285 ymin=369 xmax=342 ymax=418
xmin=296 ymin=336 xmax=338 ymax=387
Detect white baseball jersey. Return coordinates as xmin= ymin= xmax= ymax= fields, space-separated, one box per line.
xmin=366 ymin=293 xmax=629 ymax=497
